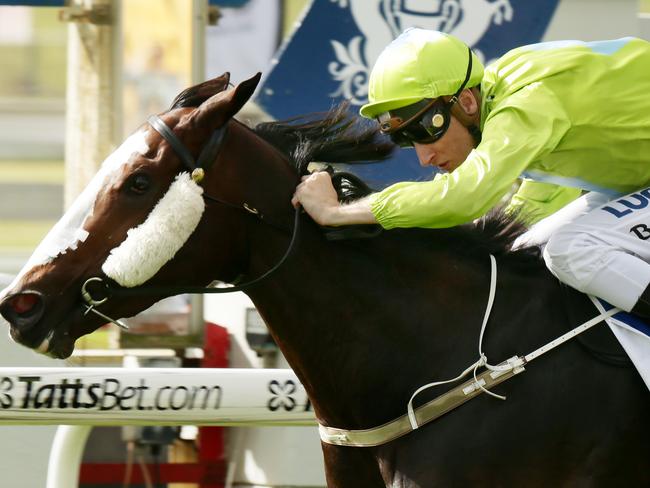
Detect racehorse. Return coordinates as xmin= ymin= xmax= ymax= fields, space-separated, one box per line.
xmin=1 ymin=73 xmax=649 ymax=487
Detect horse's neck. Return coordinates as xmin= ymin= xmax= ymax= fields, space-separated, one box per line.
xmin=244 ymin=224 xmax=522 ymax=427
xmin=243 ymin=214 xmax=569 ymax=429
xmin=209 ymin=123 xmax=297 ymax=224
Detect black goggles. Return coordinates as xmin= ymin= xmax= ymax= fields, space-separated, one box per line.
xmin=378 ymin=98 xmax=453 ymax=148
xmin=377 ymin=46 xmax=474 ymax=148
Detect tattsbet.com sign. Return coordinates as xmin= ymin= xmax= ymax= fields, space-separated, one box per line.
xmin=0 ymin=368 xmax=315 ymax=426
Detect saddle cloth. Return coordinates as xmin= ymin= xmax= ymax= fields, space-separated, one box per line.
xmin=515 ymin=217 xmax=650 ymax=391
xmin=591 ymin=297 xmax=650 ymax=391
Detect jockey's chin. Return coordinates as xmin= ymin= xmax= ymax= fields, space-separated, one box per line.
xmin=439 ymin=160 xmax=465 ymax=173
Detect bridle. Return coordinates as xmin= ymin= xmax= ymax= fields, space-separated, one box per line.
xmin=80 ymin=114 xmax=302 ymax=330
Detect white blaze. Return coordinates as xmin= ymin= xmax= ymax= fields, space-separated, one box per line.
xmin=0 ymin=131 xmax=149 ymax=298
xmin=102 ymin=172 xmax=205 ymax=288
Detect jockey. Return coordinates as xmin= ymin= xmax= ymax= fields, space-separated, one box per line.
xmin=292 ymin=28 xmax=650 ymax=318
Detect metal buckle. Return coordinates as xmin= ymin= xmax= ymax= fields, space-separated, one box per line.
xmin=81 ymin=277 xmax=129 ymax=330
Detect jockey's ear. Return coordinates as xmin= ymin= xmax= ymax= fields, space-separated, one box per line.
xmin=457 ymin=88 xmax=478 ymax=115
xmin=186 ymin=72 xmax=262 ymax=132
xmin=452 ymin=88 xmax=481 ymax=126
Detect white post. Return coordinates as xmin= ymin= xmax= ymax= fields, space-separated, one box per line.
xmin=190 ymin=0 xmax=208 ymax=337
xmin=49 ymin=2 xmax=122 ymax=486
xmin=46 ymin=425 xmax=92 ymax=488
xmin=192 ymin=0 xmax=207 ymax=85
xmin=63 ymin=0 xmax=122 ymax=207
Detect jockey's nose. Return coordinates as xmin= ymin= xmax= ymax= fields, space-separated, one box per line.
xmin=414 ymin=143 xmax=437 ymax=167
xmin=0 ymin=291 xmax=45 ymax=333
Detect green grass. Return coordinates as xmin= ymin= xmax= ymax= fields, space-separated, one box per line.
xmin=75 ymin=327 xmax=116 ymax=351
xmin=0 ymin=160 xmax=62 ymax=251
xmin=642 ymin=0 xmax=650 ymax=13
xmin=0 ymin=9 xmax=66 ymax=98
xmin=0 ymin=160 xmax=63 ymax=184
xmin=0 ymin=220 xmax=56 ymax=250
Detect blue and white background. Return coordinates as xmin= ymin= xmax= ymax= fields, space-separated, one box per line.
xmin=256 ymin=0 xmax=561 ymax=188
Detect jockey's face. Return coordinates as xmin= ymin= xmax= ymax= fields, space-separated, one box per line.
xmin=413 ymin=89 xmax=480 ymax=173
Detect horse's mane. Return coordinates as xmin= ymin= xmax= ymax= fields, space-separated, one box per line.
xmin=253 ymin=102 xmax=395 ymax=174
xmin=170 ymin=81 xmax=541 ymax=264
xmin=251 ymin=104 xmax=541 ymax=263
xmin=419 ymin=211 xmax=541 ymax=262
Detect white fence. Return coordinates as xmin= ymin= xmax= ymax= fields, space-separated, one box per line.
xmin=0 ymin=367 xmax=317 ymax=488
xmin=0 ymin=367 xmax=315 ymax=426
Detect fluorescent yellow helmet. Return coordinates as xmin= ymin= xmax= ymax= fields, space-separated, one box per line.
xmin=360 ymin=28 xmax=484 ymax=119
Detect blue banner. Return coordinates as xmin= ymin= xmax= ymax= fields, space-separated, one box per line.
xmin=209 ymin=0 xmax=250 ymax=6
xmin=0 ymin=1 xmax=64 ymax=5
xmin=256 ymin=0 xmax=560 ymax=188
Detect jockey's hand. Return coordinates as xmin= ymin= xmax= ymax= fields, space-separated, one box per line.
xmin=292 ymin=171 xmax=341 ymax=226
xmin=292 ymin=171 xmax=379 ymax=227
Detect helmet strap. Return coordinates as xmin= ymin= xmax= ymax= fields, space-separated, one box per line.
xmin=451 ymin=48 xmax=482 ymax=146
xmin=450 ymin=46 xmax=474 ymax=102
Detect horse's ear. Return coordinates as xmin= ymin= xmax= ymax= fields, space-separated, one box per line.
xmin=228 ymin=72 xmax=262 ymax=115
xmin=202 ymin=72 xmax=232 ymax=97
xmin=170 ymin=72 xmax=232 ymax=109
xmin=187 ymin=72 xmax=262 ymax=131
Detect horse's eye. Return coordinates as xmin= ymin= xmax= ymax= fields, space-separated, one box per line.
xmin=128 ymin=174 xmax=151 ymax=195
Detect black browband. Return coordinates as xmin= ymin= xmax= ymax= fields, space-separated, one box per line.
xmin=147 ymin=115 xmax=227 ymax=180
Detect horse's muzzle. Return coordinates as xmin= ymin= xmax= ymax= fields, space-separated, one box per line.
xmin=0 ymin=290 xmax=46 ymax=342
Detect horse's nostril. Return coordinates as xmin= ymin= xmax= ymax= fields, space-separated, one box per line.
xmin=9 ymin=293 xmax=40 ymax=314
xmin=0 ymin=292 xmax=45 ymax=331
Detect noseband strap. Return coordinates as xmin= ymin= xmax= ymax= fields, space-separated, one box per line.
xmin=96 ymin=207 xmax=301 ymax=299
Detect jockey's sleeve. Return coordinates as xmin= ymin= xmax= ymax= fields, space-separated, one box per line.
xmin=368 ymin=84 xmax=571 ymax=229
xmin=506 ymin=180 xmax=582 ymax=224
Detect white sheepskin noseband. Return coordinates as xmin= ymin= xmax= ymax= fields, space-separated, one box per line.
xmin=102 ymin=172 xmax=204 ymax=287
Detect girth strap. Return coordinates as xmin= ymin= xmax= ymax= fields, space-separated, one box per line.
xmin=319 ymin=361 xmax=523 ymax=447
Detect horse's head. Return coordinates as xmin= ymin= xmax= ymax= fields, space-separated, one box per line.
xmin=0 ymin=72 xmax=278 ymax=358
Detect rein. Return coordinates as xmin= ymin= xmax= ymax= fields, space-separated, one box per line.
xmin=105 ymin=208 xmax=300 ymax=297
xmin=80 ymin=115 xmax=301 ymax=327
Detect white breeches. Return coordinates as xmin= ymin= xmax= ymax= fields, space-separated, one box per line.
xmin=516 ymin=189 xmax=650 ymax=312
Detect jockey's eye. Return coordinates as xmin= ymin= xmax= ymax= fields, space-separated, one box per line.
xmin=128 ymin=173 xmax=151 ymax=195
